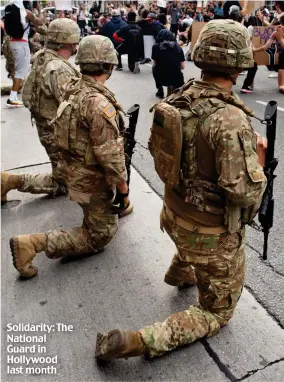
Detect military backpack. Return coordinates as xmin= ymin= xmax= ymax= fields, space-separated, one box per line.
xmin=22 ymin=49 xmax=77 ymax=116
xmin=148 ymin=80 xmax=257 ymax=189
xmin=148 ymin=81 xmax=225 ymax=187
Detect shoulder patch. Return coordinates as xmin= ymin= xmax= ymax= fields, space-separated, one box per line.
xmin=103 ymin=104 xmax=116 ymax=119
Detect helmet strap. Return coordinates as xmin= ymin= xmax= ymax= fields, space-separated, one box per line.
xmin=229 ymin=73 xmax=237 ymax=85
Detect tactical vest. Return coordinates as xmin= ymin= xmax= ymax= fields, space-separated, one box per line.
xmin=22 ymin=49 xmax=79 ymax=119
xmin=52 ymin=77 xmax=124 ymax=168
xmin=149 ymin=80 xmax=255 ymax=228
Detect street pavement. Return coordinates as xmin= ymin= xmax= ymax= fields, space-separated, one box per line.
xmin=1 ymin=53 xmax=284 ymax=381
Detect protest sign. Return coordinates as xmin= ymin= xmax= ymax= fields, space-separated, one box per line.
xmin=191 ymin=23 xmax=279 ymax=66
xmin=252 ymin=26 xmax=279 ymax=65
xmin=55 ymin=0 xmax=72 ymax=11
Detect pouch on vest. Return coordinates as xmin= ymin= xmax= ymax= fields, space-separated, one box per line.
xmin=149 ymin=102 xmax=183 ymax=187
xmin=22 ymin=67 xmax=37 ymax=110
xmin=53 ymin=100 xmax=74 ymax=152
xmin=22 ymin=50 xmax=79 ymax=115
xmin=22 ymin=51 xmax=44 ymax=113
xmin=52 ymin=89 xmax=94 ymax=164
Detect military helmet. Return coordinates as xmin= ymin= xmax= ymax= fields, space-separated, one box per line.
xmin=47 ymin=19 xmax=80 ymax=44
xmin=192 ymin=20 xmax=254 ymax=72
xmin=75 ymin=35 xmax=118 ymax=67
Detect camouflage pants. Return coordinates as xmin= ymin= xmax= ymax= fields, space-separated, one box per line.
xmin=13 ymin=120 xmax=66 ymax=196
xmin=3 ymin=35 xmax=15 ymax=78
xmin=35 ymin=119 xmax=67 ymax=187
xmin=140 ymin=206 xmax=245 ymax=357
xmin=18 ymin=173 xmax=55 ymax=195
xmin=44 ymin=202 xmax=118 ymax=258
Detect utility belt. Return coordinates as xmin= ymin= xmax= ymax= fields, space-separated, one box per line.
xmin=164 ymin=204 xmax=228 ymax=234
xmin=164 ymin=186 xmax=225 ymax=227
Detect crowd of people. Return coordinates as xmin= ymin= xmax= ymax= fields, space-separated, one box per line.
xmin=1 ymin=1 xmax=284 ymax=106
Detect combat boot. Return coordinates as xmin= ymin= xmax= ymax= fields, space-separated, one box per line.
xmin=118 ymin=203 xmax=134 ymax=218
xmin=1 ymin=172 xmax=19 ymax=203
xmin=10 ymin=233 xmax=47 ymax=279
xmin=95 ymin=330 xmax=146 ymax=360
xmin=164 ymin=259 xmax=197 ymax=288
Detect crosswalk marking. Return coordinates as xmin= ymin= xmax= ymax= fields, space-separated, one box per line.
xmin=256 ymin=100 xmax=284 ymax=112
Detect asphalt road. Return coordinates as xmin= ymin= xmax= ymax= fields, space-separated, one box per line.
xmin=2 ymin=55 xmax=283 ymax=329
xmin=107 ymin=57 xmax=284 ymax=329
xmin=1 ymin=54 xmax=284 ymax=381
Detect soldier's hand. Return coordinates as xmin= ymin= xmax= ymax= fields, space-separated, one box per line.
xmin=255 ymin=132 xmax=267 ymax=168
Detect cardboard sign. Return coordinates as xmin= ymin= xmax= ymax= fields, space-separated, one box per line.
xmin=191 ymin=22 xmax=207 ymax=51
xmin=191 ymin=23 xmax=279 ymax=66
xmin=55 ymin=0 xmax=72 ymax=11
xmin=144 ymin=35 xmax=155 ymax=59
xmin=157 ymin=0 xmax=167 ymax=7
xmin=252 ymin=26 xmax=279 ymax=65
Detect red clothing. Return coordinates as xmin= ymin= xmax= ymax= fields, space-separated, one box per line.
xmin=113 ymin=32 xmax=124 ymax=43
xmin=10 ymin=37 xmax=28 ymax=42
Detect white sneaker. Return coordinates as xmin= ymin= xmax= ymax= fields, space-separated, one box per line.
xmin=268 ymin=72 xmax=278 ymax=78
xmin=239 ymin=71 xmax=246 ymax=75
xmin=6 ymin=99 xmax=24 ymax=108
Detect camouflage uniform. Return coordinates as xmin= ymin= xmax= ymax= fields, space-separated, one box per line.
xmin=95 ymin=20 xmax=267 ymax=361
xmin=9 ymin=35 xmax=127 ymax=279
xmin=30 ymin=49 xmax=80 ymax=192
xmin=140 ymin=89 xmax=265 ymax=357
xmin=138 ymin=21 xmax=267 ymax=358
xmin=44 ymin=74 xmax=126 ymax=258
xmin=2 ymin=35 xmax=15 ymax=78
xmin=23 ymin=20 xmax=80 ymax=195
xmin=2 ymin=19 xmax=81 ymax=199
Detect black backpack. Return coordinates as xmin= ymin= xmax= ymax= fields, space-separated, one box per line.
xmin=4 ymin=4 xmax=28 ymax=39
xmin=129 ymin=27 xmax=143 ymax=46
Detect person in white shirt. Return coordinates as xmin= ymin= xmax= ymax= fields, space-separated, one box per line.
xmin=77 ymin=3 xmax=88 ymax=37
xmin=5 ymin=0 xmax=43 ymax=108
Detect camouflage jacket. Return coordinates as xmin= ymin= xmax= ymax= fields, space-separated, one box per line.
xmin=56 ymin=75 xmax=127 ymax=205
xmin=164 ymin=80 xmax=267 ymax=230
xmin=27 ymin=49 xmax=80 ymax=121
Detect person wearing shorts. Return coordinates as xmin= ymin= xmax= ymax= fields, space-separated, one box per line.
xmin=253 ymin=13 xmax=284 ymax=93
xmin=6 ymin=0 xmax=43 ymax=108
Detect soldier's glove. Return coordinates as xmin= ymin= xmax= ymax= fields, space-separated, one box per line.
xmin=111 ymin=191 xmax=130 ymax=214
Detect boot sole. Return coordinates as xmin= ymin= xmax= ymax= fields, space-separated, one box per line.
xmin=95 ymin=330 xmax=125 ymax=361
xmin=9 ymin=237 xmax=38 ymax=279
